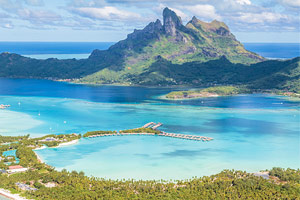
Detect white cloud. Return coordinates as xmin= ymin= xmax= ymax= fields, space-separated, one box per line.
xmin=0 ymin=0 xmax=22 ymax=12
xmin=280 ymin=0 xmax=300 ymax=7
xmin=69 ymin=0 xmax=106 ymax=7
xmin=235 ymin=0 xmax=251 ymax=5
xmin=0 ymin=19 xmax=13 ymax=29
xmin=238 ymin=11 xmax=288 ymax=23
xmin=184 ymin=4 xmax=221 ymax=20
xmin=24 ymin=0 xmax=44 ymax=6
xmin=0 ymin=12 xmax=10 ymax=18
xmin=71 ymin=6 xmax=141 ymax=21
xmin=18 ymin=8 xmax=62 ymax=24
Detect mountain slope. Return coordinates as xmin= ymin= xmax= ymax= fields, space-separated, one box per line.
xmin=82 ymin=7 xmax=264 ymax=85
xmin=94 ymin=55 xmax=298 ymax=92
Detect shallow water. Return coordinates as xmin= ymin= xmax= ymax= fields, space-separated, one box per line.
xmin=0 ymin=195 xmax=10 ymax=200
xmin=0 ymin=79 xmax=299 ymax=180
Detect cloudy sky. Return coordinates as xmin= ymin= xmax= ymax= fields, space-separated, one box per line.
xmin=0 ymin=0 xmax=299 ymax=42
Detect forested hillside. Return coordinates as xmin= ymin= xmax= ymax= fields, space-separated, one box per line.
xmin=0 ymin=8 xmax=299 ymax=93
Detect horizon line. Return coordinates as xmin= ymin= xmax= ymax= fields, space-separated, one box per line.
xmin=0 ymin=41 xmax=299 ymax=44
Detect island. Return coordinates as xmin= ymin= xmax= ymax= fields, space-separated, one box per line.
xmin=0 ymin=8 xmax=299 ymax=96
xmin=165 ymin=86 xmax=300 ymax=100
xmin=165 ymin=86 xmax=248 ymax=99
xmin=0 ymin=132 xmax=299 ymax=199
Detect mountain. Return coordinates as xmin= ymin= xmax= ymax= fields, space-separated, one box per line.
xmin=0 ymin=7 xmax=299 ymax=93
xmin=83 ymin=7 xmax=264 ymax=85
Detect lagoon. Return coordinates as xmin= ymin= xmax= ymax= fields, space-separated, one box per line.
xmin=0 ymin=78 xmax=299 ymax=180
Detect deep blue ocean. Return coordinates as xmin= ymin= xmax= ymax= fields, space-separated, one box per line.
xmin=0 ymin=42 xmax=299 ymax=59
xmin=0 ymin=42 xmax=114 ymax=55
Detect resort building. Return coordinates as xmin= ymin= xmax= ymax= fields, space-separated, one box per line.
xmin=15 ymin=182 xmax=37 ymax=191
xmin=39 ymin=137 xmax=57 ymax=142
xmin=7 ymin=165 xmax=28 ymax=174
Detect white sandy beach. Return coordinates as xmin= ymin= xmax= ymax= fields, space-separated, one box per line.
xmin=57 ymin=139 xmax=79 ymax=147
xmin=0 ymin=189 xmax=30 ymax=200
xmin=33 ymin=152 xmax=44 ymax=164
xmin=33 ymin=146 xmax=46 ymax=150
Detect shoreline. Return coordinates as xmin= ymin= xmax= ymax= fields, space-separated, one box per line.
xmin=159 ymin=94 xmax=220 ymax=101
xmin=0 ymin=189 xmax=29 ymax=200
xmin=33 ymin=151 xmax=44 ymax=164
xmin=57 ymin=139 xmax=79 ymax=147
xmin=33 ymin=146 xmax=46 ymax=150
xmin=33 ymin=139 xmax=79 ymax=164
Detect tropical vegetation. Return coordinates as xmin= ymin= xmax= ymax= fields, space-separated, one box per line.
xmin=1 ymin=133 xmax=299 ymax=199
xmin=83 ymin=131 xmax=117 ymax=137
xmin=120 ymin=128 xmax=161 ymax=134
xmin=165 ymin=86 xmax=249 ymax=99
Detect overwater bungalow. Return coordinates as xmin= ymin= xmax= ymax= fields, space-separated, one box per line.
xmin=0 ymin=104 xmax=10 ymax=109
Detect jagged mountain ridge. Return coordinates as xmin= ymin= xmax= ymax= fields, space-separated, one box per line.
xmin=85 ymin=7 xmax=264 ymax=85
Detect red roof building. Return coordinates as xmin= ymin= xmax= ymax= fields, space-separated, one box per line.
xmin=8 ymin=165 xmax=24 ymax=170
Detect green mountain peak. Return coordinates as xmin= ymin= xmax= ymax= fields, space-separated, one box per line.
xmin=2 ymin=7 xmax=298 ymax=92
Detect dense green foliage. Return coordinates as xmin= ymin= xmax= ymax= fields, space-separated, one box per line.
xmin=16 ymin=146 xmax=40 ymax=167
xmin=80 ymin=56 xmax=300 ymax=93
xmin=0 ymin=166 xmax=299 ymax=200
xmin=201 ymin=86 xmax=248 ymax=95
xmin=0 ymin=53 xmax=108 ymax=79
xmin=0 ymin=135 xmax=29 ymax=144
xmin=166 ymin=86 xmax=249 ymax=99
xmin=0 ymin=134 xmax=299 ymax=199
xmin=83 ymin=131 xmax=117 ymax=137
xmin=18 ymin=134 xmax=81 ymax=148
xmin=120 ymin=128 xmax=161 ymax=134
xmin=269 ymin=167 xmax=300 ymax=182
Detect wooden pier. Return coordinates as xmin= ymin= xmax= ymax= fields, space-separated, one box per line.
xmin=157 ymin=132 xmax=213 ymax=141
xmin=142 ymin=122 xmax=155 ymax=128
xmin=142 ymin=122 xmax=162 ymax=129
xmin=87 ymin=123 xmax=213 ymax=142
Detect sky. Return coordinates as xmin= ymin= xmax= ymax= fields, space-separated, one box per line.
xmin=0 ymin=0 xmax=299 ymax=43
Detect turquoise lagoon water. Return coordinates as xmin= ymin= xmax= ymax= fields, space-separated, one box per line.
xmin=0 ymin=79 xmax=299 ymax=180
xmin=0 ymin=195 xmax=10 ymax=200
xmin=2 ymin=149 xmax=19 ymax=164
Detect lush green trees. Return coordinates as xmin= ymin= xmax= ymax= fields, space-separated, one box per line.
xmin=166 ymin=86 xmax=250 ymax=99
xmin=0 ymin=135 xmax=29 ymax=144
xmin=83 ymin=131 xmax=117 ymax=137
xmin=1 ymin=134 xmax=299 ymax=199
xmin=269 ymin=167 xmax=300 ymax=182
xmin=0 ymin=167 xmax=299 ymax=200
xmin=120 ymin=128 xmax=161 ymax=134
xmin=16 ymin=146 xmax=39 ymax=167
